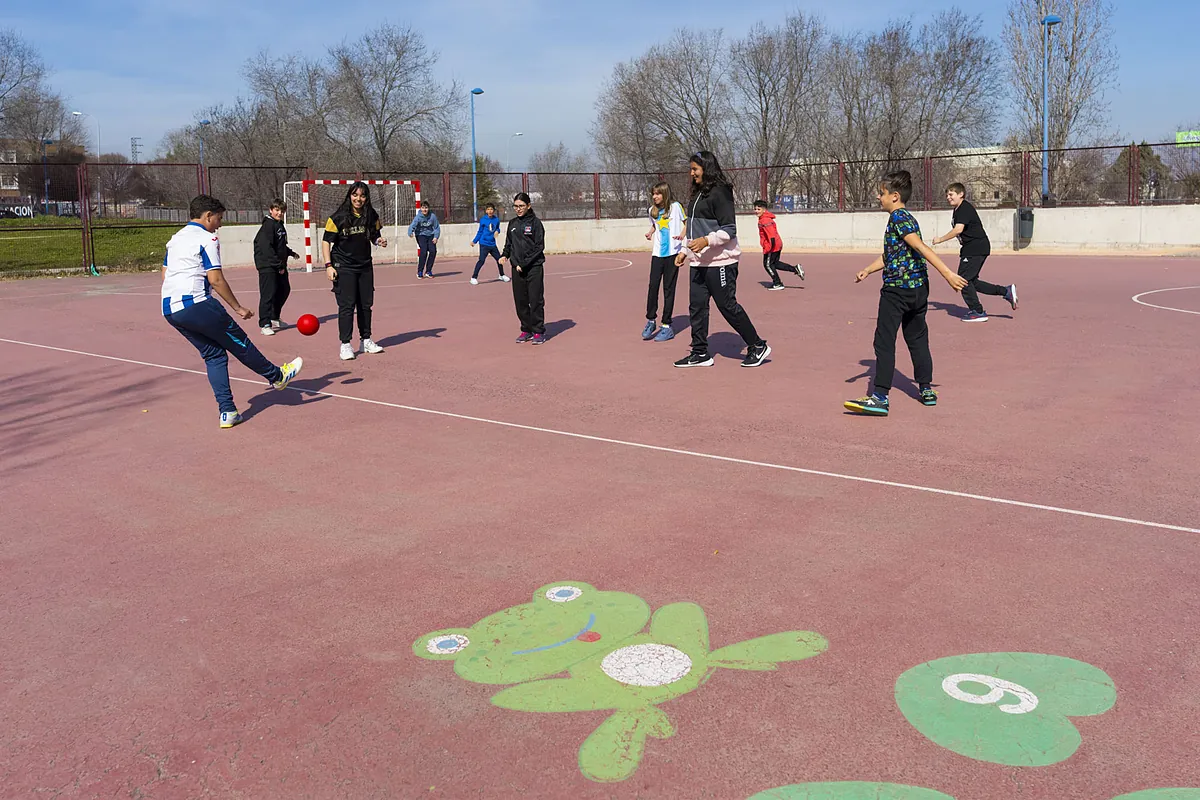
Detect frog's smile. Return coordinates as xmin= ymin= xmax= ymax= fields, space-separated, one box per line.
xmin=511 ymin=614 xmax=598 ymax=655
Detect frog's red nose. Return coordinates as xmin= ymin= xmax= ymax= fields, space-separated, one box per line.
xmin=577 ymin=631 xmax=602 ymax=643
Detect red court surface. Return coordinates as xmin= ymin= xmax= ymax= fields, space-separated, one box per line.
xmin=2 ymin=252 xmax=1198 ymax=799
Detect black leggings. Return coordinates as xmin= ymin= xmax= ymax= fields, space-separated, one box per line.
xmin=688 ymin=263 xmax=762 ymax=356
xmin=762 ymin=251 xmax=801 ymax=285
xmin=647 ymin=255 xmax=679 ymax=325
xmin=332 ymin=268 xmax=374 ymax=343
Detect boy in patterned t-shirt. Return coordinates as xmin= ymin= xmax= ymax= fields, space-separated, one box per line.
xmin=845 ymin=171 xmax=967 ymax=416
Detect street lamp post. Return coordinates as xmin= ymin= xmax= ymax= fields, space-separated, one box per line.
xmin=1041 ymin=14 xmax=1062 ymax=206
xmin=507 ymin=132 xmax=524 ymax=173
xmin=470 ymin=88 xmax=484 ymax=222
xmin=198 ymin=119 xmax=211 ymax=193
xmin=72 ymin=111 xmax=102 ymax=214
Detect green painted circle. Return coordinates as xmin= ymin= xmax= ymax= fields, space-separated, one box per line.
xmin=1111 ymin=791 xmax=1200 ymax=799
xmin=747 ymin=782 xmax=954 ymax=800
xmin=894 ymin=652 xmax=1116 ymax=766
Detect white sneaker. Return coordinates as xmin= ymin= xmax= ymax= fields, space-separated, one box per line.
xmin=340 ymin=343 xmax=356 ymax=361
xmin=271 ymin=319 xmax=283 ymax=330
xmin=219 ymin=410 xmax=243 ymax=429
xmin=470 ymin=277 xmax=479 ymax=285
xmin=361 ymin=338 xmax=384 ymax=355
xmin=796 ymin=265 xmax=805 ymax=281
xmin=260 ymin=326 xmax=275 ymax=336
xmin=500 ymin=275 xmax=511 ymax=282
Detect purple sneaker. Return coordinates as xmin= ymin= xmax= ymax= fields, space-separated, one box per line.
xmin=515 ymin=332 xmax=533 ymax=343
xmin=530 ymin=333 xmax=546 ymax=345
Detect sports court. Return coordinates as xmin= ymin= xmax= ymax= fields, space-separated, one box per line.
xmin=2 ymin=252 xmax=1199 ymax=799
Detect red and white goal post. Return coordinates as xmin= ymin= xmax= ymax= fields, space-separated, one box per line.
xmin=285 ymin=179 xmax=422 ymax=272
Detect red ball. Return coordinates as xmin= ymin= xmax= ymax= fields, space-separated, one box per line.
xmin=296 ymin=314 xmax=320 ymax=336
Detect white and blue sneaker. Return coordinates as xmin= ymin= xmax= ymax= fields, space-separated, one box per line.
xmin=219 ymin=410 xmax=243 ymax=429
xmin=1005 ymin=284 xmax=1019 ymax=310
xmin=272 ymin=357 xmax=303 ymax=390
xmin=654 ymin=325 xmax=675 ymax=342
xmin=642 ymin=320 xmax=658 ymax=340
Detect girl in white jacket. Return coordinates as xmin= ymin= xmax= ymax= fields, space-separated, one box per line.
xmin=642 ymin=181 xmax=686 ymax=341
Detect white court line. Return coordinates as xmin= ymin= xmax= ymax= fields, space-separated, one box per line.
xmin=1132 ymin=286 xmax=1200 ymax=316
xmin=0 ymin=256 xmax=634 ymax=301
xmin=1 ymin=336 xmax=1197 ymax=536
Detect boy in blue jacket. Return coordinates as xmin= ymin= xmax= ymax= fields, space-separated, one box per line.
xmin=407 ymin=201 xmax=440 ymax=279
xmin=470 ymin=203 xmax=510 ymax=285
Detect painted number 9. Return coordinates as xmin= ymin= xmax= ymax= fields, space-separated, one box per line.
xmin=941 ymin=673 xmax=1039 ymax=714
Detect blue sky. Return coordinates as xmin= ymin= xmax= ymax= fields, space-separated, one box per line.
xmin=9 ymin=0 xmax=1199 ymax=167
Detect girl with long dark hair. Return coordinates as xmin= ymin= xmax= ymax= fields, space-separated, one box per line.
xmin=673 ymin=151 xmax=770 ymax=368
xmin=322 ymin=181 xmax=388 ymax=361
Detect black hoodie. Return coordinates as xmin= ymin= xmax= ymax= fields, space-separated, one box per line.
xmin=501 ymin=210 xmax=546 ymax=270
xmin=253 ymin=215 xmax=298 ymax=270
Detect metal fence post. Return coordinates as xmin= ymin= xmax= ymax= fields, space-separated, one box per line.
xmin=923 ymin=157 xmax=933 ymax=211
xmin=759 ymin=167 xmax=768 ymax=203
xmin=593 ymin=173 xmax=601 ymax=220
xmin=837 ymin=162 xmax=845 ymax=212
xmin=442 ymin=172 xmax=451 ymax=221
xmin=522 ymin=173 xmax=529 ymax=194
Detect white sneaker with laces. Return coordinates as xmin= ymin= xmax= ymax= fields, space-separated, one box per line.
xmin=340 ymin=343 xmax=356 ymax=361
xmin=470 ymin=277 xmax=479 ymax=285
xmin=500 ymin=275 xmax=511 ymax=282
xmin=260 ymin=326 xmax=275 ymax=336
xmin=361 ymin=338 xmax=384 ymax=355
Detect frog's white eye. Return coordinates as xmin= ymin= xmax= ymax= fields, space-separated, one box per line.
xmin=426 ymin=634 xmax=470 ymax=654
xmin=545 ymin=586 xmax=583 ymax=603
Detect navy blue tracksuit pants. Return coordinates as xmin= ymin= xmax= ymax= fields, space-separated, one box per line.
xmin=166 ymin=299 xmax=281 ymax=413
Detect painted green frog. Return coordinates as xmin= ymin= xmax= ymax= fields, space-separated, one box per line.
xmin=414 ymin=581 xmax=828 ymax=782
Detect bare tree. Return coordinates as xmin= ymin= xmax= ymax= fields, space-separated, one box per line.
xmin=728 ymin=14 xmax=827 ymax=199
xmin=326 ymin=25 xmax=461 ymax=171
xmin=0 ymin=87 xmax=85 ymax=155
xmin=0 ymin=29 xmax=45 ymax=120
xmin=529 ymin=142 xmax=592 ymax=219
xmin=1003 ymin=0 xmax=1119 ymax=182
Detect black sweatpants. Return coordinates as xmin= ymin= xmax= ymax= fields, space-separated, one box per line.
xmin=257 ymin=267 xmax=291 ymax=326
xmin=512 ymin=262 xmax=545 ymax=334
xmin=762 ymin=251 xmax=801 ymax=286
xmin=473 ymin=245 xmax=505 ymax=279
xmin=647 ymin=255 xmax=679 ymax=326
xmin=957 ymin=254 xmax=1005 ymax=313
xmin=332 ymin=268 xmax=374 ymax=343
xmin=873 ymin=283 xmax=932 ymax=395
xmin=689 ymin=263 xmax=762 ymax=356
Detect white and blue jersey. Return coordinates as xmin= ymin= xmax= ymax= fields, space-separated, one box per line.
xmin=161 ymin=222 xmax=222 ymax=316
xmin=650 ymin=201 xmax=687 ymax=258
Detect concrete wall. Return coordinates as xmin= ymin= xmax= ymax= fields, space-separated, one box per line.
xmin=214 ymin=205 xmax=1200 ymax=267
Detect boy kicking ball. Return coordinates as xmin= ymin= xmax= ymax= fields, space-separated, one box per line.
xmin=844 ymin=171 xmax=966 ymax=417
xmin=162 ymin=195 xmax=303 ymax=429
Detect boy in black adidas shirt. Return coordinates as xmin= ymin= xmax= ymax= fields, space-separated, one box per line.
xmin=931 ymin=183 xmax=1018 ymax=323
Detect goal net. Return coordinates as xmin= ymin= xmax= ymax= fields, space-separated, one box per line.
xmin=284 ymin=179 xmax=422 ymax=271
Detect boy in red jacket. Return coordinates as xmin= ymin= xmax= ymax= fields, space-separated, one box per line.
xmin=754 ymin=200 xmax=805 ymax=291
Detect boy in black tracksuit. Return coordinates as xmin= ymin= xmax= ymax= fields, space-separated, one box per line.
xmin=931 ymin=183 xmax=1018 ymax=322
xmin=499 ymin=192 xmax=548 ymax=344
xmin=253 ymin=199 xmax=299 ymax=335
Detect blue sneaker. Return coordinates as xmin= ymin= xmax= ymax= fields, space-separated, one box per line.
xmin=219 ymin=410 xmax=243 ymax=429
xmin=654 ymin=325 xmax=675 ymax=342
xmin=962 ymin=310 xmax=989 ymax=323
xmin=642 ymin=320 xmax=657 ymax=340
xmin=844 ymin=394 xmax=889 ymax=416
xmin=1005 ymin=284 xmax=1018 ymax=310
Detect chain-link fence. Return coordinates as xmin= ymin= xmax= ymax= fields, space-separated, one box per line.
xmin=0 ymin=161 xmax=85 ymax=275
